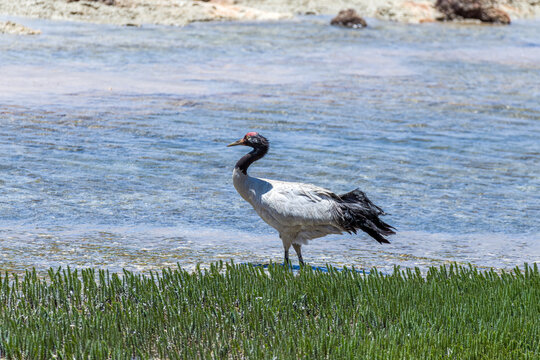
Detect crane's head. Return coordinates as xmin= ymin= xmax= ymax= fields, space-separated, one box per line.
xmin=227 ymin=132 xmax=269 ymax=149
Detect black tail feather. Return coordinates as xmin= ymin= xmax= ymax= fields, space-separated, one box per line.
xmin=340 ymin=189 xmax=386 ymax=215
xmin=338 ymin=189 xmax=395 ymax=244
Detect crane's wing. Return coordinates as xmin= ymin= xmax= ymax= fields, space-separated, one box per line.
xmin=242 ymin=176 xmax=395 ymax=244
xmin=257 ymin=179 xmax=342 ymax=227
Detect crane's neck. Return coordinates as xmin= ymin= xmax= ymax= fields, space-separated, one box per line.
xmin=235 ymin=146 xmax=268 ymax=175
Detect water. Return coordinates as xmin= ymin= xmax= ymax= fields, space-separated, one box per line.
xmin=1 ymin=16 xmax=539 ymax=274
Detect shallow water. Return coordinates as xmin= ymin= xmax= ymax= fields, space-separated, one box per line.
xmin=0 ymin=16 xmax=539 ymax=273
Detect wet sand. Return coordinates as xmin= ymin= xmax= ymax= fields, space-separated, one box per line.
xmin=1 ymin=0 xmax=539 ymax=34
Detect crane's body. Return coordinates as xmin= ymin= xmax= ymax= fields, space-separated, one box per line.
xmin=228 ymin=132 xmax=395 ymax=264
xmin=233 ymin=168 xmax=344 ymax=243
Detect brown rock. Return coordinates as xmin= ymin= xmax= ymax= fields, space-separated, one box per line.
xmin=435 ymin=0 xmax=511 ymax=24
xmin=330 ymin=9 xmax=367 ymax=28
xmin=481 ymin=7 xmax=511 ymax=24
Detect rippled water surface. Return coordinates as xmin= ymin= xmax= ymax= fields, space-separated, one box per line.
xmin=1 ymin=17 xmax=539 ymax=273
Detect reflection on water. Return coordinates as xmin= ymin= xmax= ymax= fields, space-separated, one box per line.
xmin=0 ymin=17 xmax=539 ymax=273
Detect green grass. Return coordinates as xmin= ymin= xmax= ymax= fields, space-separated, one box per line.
xmin=0 ymin=263 xmax=538 ymax=359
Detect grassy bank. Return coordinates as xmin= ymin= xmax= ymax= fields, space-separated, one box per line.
xmin=1 ymin=263 xmax=538 ymax=359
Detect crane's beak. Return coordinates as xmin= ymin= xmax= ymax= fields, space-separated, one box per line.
xmin=227 ymin=138 xmax=245 ymax=147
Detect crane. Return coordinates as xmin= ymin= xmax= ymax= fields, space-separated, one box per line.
xmin=228 ymin=132 xmax=395 ymax=265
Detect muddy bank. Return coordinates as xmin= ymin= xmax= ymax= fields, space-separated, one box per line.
xmin=0 ymin=0 xmax=538 ymax=27
xmin=238 ymin=0 xmax=540 ymax=23
xmin=0 ymin=0 xmax=290 ymax=27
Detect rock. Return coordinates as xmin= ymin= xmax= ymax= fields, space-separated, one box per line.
xmin=480 ymin=6 xmax=512 ymax=23
xmin=0 ymin=21 xmax=41 ymax=35
xmin=330 ymin=9 xmax=367 ymax=28
xmin=435 ymin=0 xmax=511 ymax=24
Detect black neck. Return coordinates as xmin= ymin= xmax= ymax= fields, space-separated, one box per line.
xmin=235 ymin=146 xmax=268 ymax=175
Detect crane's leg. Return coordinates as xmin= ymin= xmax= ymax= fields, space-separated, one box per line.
xmin=292 ymin=243 xmax=304 ymax=266
xmin=280 ymin=234 xmax=292 ymax=266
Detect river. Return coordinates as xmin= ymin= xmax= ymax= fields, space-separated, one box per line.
xmin=1 ymin=16 xmax=539 ymax=273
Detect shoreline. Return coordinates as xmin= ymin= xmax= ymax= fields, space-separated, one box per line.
xmin=1 ymin=0 xmax=539 ymax=33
